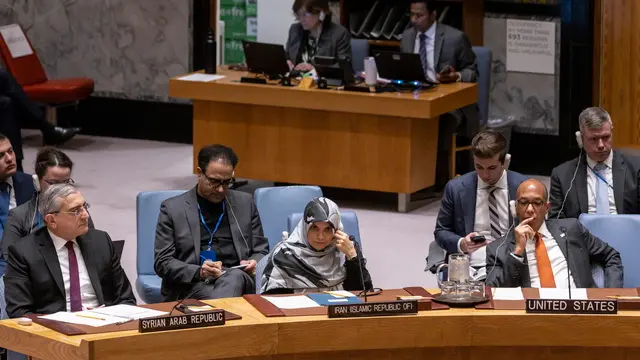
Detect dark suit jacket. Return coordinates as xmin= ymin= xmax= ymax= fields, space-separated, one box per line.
xmin=549 ymin=152 xmax=640 ymax=219
xmin=1 ymin=194 xmax=95 ymax=259
xmin=485 ymin=218 xmax=623 ymax=288
xmin=5 ymin=227 xmax=135 ymax=318
xmin=286 ymin=19 xmax=351 ymax=64
xmin=9 ymin=172 xmax=36 ymax=207
xmin=434 ymin=170 xmax=528 ymax=255
xmin=154 ymin=188 xmax=269 ymax=300
xmin=400 ymin=23 xmax=479 ymax=137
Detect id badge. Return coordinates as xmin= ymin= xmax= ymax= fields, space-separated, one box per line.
xmin=200 ymin=249 xmax=216 ymax=265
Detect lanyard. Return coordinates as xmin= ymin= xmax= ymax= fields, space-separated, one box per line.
xmin=588 ymin=165 xmax=614 ymax=189
xmin=197 ymin=202 xmax=225 ymax=251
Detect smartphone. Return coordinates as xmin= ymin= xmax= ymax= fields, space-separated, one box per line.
xmin=439 ymin=65 xmax=453 ymax=75
xmin=471 ymin=235 xmax=486 ymax=243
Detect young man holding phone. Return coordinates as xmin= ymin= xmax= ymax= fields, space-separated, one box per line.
xmin=400 ymin=0 xmax=479 ymax=185
xmin=433 ymin=131 xmax=526 ymax=281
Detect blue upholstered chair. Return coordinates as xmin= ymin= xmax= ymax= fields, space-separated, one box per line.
xmin=136 ymin=190 xmax=186 ymax=304
xmin=350 ymin=38 xmax=370 ymax=73
xmin=579 ymin=214 xmax=640 ymax=288
xmin=449 ymin=46 xmax=492 ymax=178
xmin=254 ymin=186 xmax=323 ymax=249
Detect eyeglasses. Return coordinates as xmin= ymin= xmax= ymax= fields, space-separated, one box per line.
xmin=516 ymin=199 xmax=545 ymax=209
xmin=294 ymin=11 xmax=317 ymax=20
xmin=52 ymin=202 xmax=90 ymax=217
xmin=202 ymin=175 xmax=234 ymax=189
xmin=43 ymin=178 xmax=74 ymax=186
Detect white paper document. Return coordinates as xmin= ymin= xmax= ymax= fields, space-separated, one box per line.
xmin=0 ymin=24 xmax=33 ymax=58
xmin=492 ymin=287 xmax=525 ymax=300
xmin=325 ymin=290 xmax=356 ymax=298
xmin=39 ymin=311 xmax=125 ymax=327
xmin=178 ymin=73 xmax=225 ymax=82
xmin=539 ymin=288 xmax=588 ymax=300
xmin=262 ymin=296 xmax=320 ymax=309
xmin=90 ymin=304 xmax=168 ymax=320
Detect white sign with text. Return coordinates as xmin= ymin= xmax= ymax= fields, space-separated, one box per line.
xmin=506 ymin=19 xmax=555 ymax=75
xmin=0 ymin=24 xmax=33 ymax=59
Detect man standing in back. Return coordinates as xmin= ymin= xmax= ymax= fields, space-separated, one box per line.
xmin=433 ymin=130 xmax=526 ymax=280
xmin=549 ymin=107 xmax=640 ymax=219
xmin=401 ymin=0 xmax=479 ymax=183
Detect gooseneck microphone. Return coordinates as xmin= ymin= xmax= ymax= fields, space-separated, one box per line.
xmin=350 ymin=235 xmax=368 ymax=303
xmin=560 ymin=226 xmax=572 ymax=299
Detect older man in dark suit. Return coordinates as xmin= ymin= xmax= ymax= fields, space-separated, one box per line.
xmin=549 ymin=107 xmax=640 ymax=219
xmin=5 ymin=184 xmax=134 ymax=318
xmin=433 ymin=130 xmax=526 ymax=280
xmin=400 ymin=0 xmax=479 ymax=183
xmin=154 ymin=145 xmax=269 ymax=301
xmin=486 ymin=179 xmax=623 ymax=288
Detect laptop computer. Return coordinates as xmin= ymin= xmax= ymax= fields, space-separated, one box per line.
xmin=242 ymin=40 xmax=290 ymax=78
xmin=373 ymin=51 xmax=437 ymax=88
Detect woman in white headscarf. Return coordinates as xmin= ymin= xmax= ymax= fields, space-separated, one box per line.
xmin=260 ymin=197 xmax=372 ymax=294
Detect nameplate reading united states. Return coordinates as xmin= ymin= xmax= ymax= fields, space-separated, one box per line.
xmin=525 ymin=299 xmax=617 ymax=315
xmin=139 ymin=310 xmax=225 ymax=333
xmin=328 ymin=301 xmax=418 ymax=318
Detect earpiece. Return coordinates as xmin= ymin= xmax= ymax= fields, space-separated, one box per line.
xmin=32 ymin=174 xmax=40 ymax=192
xmin=575 ymin=131 xmax=583 ymax=149
xmin=504 ymin=153 xmax=512 ymax=171
xmin=319 ymin=11 xmax=326 ymax=21
xmin=509 ymin=200 xmax=517 ymax=219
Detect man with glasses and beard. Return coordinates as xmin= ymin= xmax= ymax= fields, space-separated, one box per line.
xmin=154 ymin=144 xmax=269 ymax=300
xmin=1 ymin=148 xmax=95 ymax=262
xmin=4 ymin=184 xmax=134 ymax=318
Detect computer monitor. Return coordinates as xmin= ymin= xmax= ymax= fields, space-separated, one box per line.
xmin=373 ymin=51 xmax=436 ymax=87
xmin=242 ymin=40 xmax=290 ymax=77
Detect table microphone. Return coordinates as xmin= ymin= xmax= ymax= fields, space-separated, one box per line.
xmin=170 ymin=273 xmax=217 ymax=315
xmin=350 ymin=235 xmax=368 ymax=303
xmin=560 ymin=226 xmax=572 ymax=299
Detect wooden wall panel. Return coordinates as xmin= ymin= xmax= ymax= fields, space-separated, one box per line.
xmin=599 ymin=0 xmax=640 ymax=147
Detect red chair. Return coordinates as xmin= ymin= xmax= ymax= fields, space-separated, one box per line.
xmin=0 ymin=24 xmax=94 ymax=125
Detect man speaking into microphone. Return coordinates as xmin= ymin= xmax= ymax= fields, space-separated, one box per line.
xmin=486 ymin=179 xmax=623 ymax=288
xmin=154 ymin=145 xmax=269 ymax=300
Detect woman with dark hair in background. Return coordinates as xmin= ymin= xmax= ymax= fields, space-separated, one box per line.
xmin=285 ymin=0 xmax=351 ymax=73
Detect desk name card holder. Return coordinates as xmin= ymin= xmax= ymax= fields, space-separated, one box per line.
xmin=328 ymin=300 xmax=418 ymax=318
xmin=525 ymin=299 xmax=617 ymax=315
xmin=139 ymin=309 xmax=225 ymax=333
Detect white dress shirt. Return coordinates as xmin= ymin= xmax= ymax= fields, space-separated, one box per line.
xmin=524 ymin=222 xmax=576 ymax=288
xmin=48 ymin=230 xmax=99 ymax=311
xmin=586 ymin=151 xmax=616 ymax=214
xmin=4 ymin=177 xmax=16 ymax=210
xmin=413 ymin=22 xmax=437 ymax=82
xmin=462 ymin=170 xmax=509 ymax=271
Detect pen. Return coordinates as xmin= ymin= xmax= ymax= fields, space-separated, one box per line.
xmin=76 ymin=313 xmax=105 ymax=321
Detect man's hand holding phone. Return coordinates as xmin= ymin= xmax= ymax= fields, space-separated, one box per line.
xmin=201 ymin=260 xmax=224 ymax=279
xmin=437 ymin=65 xmax=461 ymax=83
xmin=460 ymin=232 xmax=486 ymax=254
xmin=514 ymin=217 xmax=536 ymax=256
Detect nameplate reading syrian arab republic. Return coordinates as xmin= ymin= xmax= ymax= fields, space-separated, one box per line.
xmin=139 ymin=310 xmax=225 ymax=333
xmin=525 ymin=299 xmax=617 ymax=315
xmin=328 ymin=301 xmax=418 ymax=318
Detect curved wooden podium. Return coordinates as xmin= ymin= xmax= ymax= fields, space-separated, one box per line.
xmin=1 ymin=295 xmax=640 ymax=360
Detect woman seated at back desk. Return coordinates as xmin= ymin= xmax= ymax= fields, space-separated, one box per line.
xmin=260 ymin=197 xmax=372 ymax=294
xmin=286 ymin=0 xmax=352 ymax=73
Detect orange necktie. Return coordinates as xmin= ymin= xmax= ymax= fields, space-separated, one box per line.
xmin=535 ymin=233 xmax=556 ymax=288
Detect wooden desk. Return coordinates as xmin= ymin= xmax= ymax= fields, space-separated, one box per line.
xmin=3 ymin=294 xmax=640 ymax=360
xmin=169 ymin=70 xmax=477 ymax=212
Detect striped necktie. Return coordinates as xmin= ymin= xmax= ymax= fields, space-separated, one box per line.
xmin=488 ymin=186 xmax=503 ymax=241
xmin=418 ymin=33 xmax=429 ymax=81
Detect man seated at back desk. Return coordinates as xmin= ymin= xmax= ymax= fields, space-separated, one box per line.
xmin=486 ymin=179 xmax=623 ymax=288
xmin=401 ymin=0 xmax=478 ymax=184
